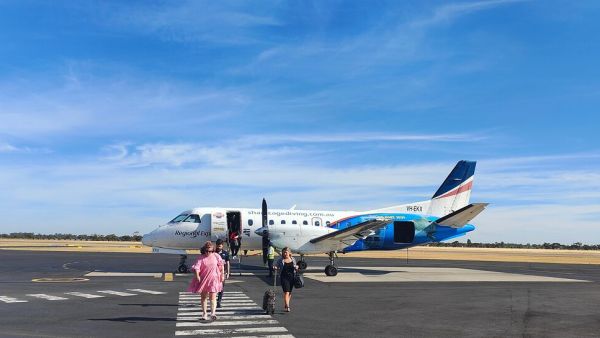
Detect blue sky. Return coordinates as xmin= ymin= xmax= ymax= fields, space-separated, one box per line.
xmin=1 ymin=0 xmax=599 ymax=244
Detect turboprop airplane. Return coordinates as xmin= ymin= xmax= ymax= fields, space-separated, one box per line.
xmin=142 ymin=160 xmax=488 ymax=276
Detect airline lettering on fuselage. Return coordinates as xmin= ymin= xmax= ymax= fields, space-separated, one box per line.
xmin=175 ymin=230 xmax=210 ymax=238
xmin=406 ymin=206 xmax=423 ymax=212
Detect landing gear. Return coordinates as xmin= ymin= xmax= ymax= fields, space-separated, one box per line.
xmin=298 ymin=255 xmax=307 ymax=271
xmin=324 ymin=251 xmax=338 ymax=276
xmin=177 ymin=254 xmax=189 ymax=273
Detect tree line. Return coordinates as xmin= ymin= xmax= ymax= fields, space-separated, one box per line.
xmin=0 ymin=232 xmax=142 ymax=242
xmin=428 ymin=239 xmax=600 ymax=250
xmin=2 ymin=233 xmax=599 ymax=250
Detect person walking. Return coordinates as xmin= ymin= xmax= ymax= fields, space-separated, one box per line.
xmin=274 ymin=247 xmax=298 ymax=312
xmin=215 ymin=239 xmax=230 ymax=308
xmin=229 ymin=230 xmax=240 ymax=258
xmin=267 ymin=244 xmax=275 ymax=278
xmin=187 ymin=241 xmax=225 ymax=320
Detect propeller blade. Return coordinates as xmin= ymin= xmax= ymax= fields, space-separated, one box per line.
xmin=262 ymin=198 xmax=268 ymax=228
xmin=261 ymin=198 xmax=269 ymax=264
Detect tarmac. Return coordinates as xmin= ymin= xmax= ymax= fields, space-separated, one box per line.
xmin=1 ymin=250 xmax=600 ymax=337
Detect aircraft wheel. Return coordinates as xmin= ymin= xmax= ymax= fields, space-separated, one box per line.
xmin=298 ymin=261 xmax=308 ymax=270
xmin=178 ymin=264 xmax=189 ymax=273
xmin=324 ymin=265 xmax=338 ymax=276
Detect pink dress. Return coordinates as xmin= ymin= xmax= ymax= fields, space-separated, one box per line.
xmin=187 ymin=253 xmax=224 ymax=293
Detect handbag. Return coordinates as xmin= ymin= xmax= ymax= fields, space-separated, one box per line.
xmin=293 ymin=272 xmax=304 ymax=289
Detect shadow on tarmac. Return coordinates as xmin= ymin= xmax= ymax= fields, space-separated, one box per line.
xmin=89 ymin=317 xmax=176 ymax=323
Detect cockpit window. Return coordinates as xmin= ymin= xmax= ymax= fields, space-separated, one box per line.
xmin=183 ymin=214 xmax=201 ymax=223
xmin=169 ymin=214 xmax=189 ymax=223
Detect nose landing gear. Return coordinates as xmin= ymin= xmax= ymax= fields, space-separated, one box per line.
xmin=298 ymin=254 xmax=308 ymax=271
xmin=324 ymin=251 xmax=338 ymax=276
xmin=177 ymin=254 xmax=189 ymax=273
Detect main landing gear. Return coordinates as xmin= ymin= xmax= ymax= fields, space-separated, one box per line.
xmin=298 ymin=254 xmax=308 ymax=271
xmin=325 ymin=251 xmax=338 ymax=276
xmin=178 ymin=254 xmax=189 ymax=273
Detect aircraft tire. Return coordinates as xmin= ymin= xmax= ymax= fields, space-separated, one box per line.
xmin=298 ymin=261 xmax=307 ymax=270
xmin=324 ymin=265 xmax=337 ymax=276
xmin=178 ymin=264 xmax=189 ymax=273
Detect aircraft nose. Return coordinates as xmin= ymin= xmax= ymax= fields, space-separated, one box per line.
xmin=141 ymin=231 xmax=154 ymax=246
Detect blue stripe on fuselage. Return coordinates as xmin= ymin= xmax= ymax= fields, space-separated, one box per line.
xmin=334 ymin=213 xmax=476 ymax=252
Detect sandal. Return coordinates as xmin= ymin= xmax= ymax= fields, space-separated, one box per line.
xmin=285 ymin=306 xmax=290 ymax=312
xmin=201 ymin=314 xmax=207 ymax=321
xmin=211 ymin=314 xmax=218 ymax=321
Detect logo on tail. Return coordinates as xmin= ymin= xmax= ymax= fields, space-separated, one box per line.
xmin=428 ymin=160 xmax=476 ymax=216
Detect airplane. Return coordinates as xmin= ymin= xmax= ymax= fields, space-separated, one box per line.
xmin=141 ymin=160 xmax=488 ymax=276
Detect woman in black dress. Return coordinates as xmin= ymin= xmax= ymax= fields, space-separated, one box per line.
xmin=274 ymin=247 xmax=298 ymax=312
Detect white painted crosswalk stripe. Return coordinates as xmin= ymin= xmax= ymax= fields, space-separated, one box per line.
xmin=178 ymin=306 xmax=261 ymax=311
xmin=175 ymin=327 xmax=289 ymax=336
xmin=127 ymin=289 xmax=166 ymax=295
xmin=0 ymin=296 xmax=28 ymax=303
xmin=65 ymin=292 xmax=105 ymax=299
xmin=175 ymin=290 xmax=294 ymax=337
xmin=177 ymin=315 xmax=272 ymax=321
xmin=97 ymin=290 xmax=137 ymax=296
xmin=27 ymin=294 xmax=68 ymax=301
xmin=176 ymin=320 xmax=279 ymax=327
xmin=177 ymin=310 xmax=265 ymax=316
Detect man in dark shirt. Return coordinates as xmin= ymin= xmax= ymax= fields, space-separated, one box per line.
xmin=215 ymin=239 xmax=230 ymax=308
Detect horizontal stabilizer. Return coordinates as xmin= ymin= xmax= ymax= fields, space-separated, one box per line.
xmin=310 ymin=219 xmax=389 ymax=244
xmin=434 ymin=203 xmax=489 ymax=228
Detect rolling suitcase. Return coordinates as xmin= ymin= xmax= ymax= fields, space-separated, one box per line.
xmin=262 ymin=273 xmax=276 ymax=315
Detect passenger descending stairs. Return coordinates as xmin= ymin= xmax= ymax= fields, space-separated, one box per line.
xmin=175 ymin=291 xmax=294 ymax=337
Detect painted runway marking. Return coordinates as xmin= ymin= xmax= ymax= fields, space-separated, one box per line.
xmin=0 ymin=296 xmax=28 ymax=303
xmin=65 ymin=292 xmax=105 ymax=299
xmin=176 ymin=320 xmax=280 ymax=327
xmin=97 ymin=290 xmax=137 ymax=296
xmin=27 ymin=294 xmax=68 ymax=301
xmin=178 ymin=311 xmax=265 ymax=316
xmin=175 ymin=327 xmax=290 ymax=336
xmin=175 ymin=291 xmax=294 ymax=337
xmin=126 ymin=289 xmax=166 ymax=295
xmin=177 ymin=315 xmax=272 ymax=321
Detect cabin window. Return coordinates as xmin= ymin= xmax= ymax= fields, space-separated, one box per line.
xmin=269 ymin=220 xmax=274 ymax=225
xmin=303 ymin=220 xmax=308 ymax=225
xmin=248 ymin=219 xmax=253 ymax=226
xmin=326 ymin=221 xmax=330 ymax=226
xmin=292 ymin=220 xmax=297 ymax=224
xmin=315 ymin=221 xmax=320 ymax=226
xmin=182 ymin=214 xmax=201 ymax=223
xmin=281 ymin=220 xmax=286 ymax=224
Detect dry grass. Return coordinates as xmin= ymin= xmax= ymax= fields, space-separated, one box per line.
xmin=1 ymin=239 xmax=599 ymax=264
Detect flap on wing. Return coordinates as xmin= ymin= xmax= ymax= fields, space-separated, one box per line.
xmin=310 ymin=219 xmax=389 ymax=244
xmin=434 ymin=203 xmax=489 ymax=228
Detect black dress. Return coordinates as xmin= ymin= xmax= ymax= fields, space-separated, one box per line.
xmin=280 ymin=261 xmax=295 ymax=293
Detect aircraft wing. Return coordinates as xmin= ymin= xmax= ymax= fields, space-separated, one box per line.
xmin=309 ymin=219 xmax=389 ymax=244
xmin=434 ymin=203 xmax=489 ymax=228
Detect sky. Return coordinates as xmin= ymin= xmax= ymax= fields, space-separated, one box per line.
xmin=1 ymin=0 xmax=599 ymax=244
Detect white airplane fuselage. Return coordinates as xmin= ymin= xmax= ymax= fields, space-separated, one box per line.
xmin=142 ymin=207 xmax=357 ymax=254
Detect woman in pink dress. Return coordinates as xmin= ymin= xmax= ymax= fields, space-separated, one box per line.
xmin=187 ymin=241 xmax=225 ymax=320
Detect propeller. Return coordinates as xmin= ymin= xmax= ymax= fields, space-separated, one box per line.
xmin=261 ymin=198 xmax=270 ymax=264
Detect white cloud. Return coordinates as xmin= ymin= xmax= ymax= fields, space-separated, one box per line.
xmin=0 ymin=143 xmax=18 ymax=153
xmin=0 ymin=70 xmax=247 ymax=140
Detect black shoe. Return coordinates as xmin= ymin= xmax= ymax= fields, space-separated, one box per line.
xmin=217 ymin=302 xmax=221 ymax=308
